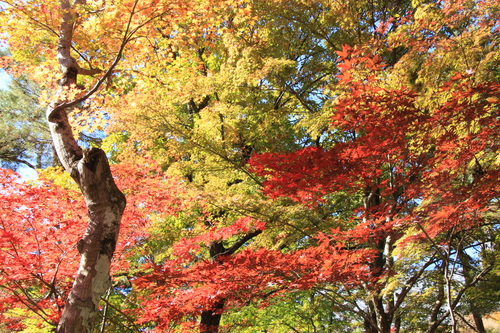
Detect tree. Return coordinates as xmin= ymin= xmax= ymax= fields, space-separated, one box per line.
xmin=249 ymin=4 xmax=500 ymax=330
xmin=98 ymin=1 xmax=414 ymax=331
xmin=1 ymin=0 xmax=500 ymax=332
xmin=0 ymin=0 xmax=167 ymax=330
xmin=0 ymin=168 xmax=84 ymax=331
xmin=0 ymin=73 xmax=53 ymax=170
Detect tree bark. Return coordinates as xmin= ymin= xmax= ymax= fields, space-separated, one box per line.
xmin=54 ymin=144 xmax=126 ymax=333
xmin=47 ymin=0 xmax=126 ymax=332
xmin=362 ymin=186 xmax=393 ymax=333
xmin=200 ymin=299 xmax=225 ymax=333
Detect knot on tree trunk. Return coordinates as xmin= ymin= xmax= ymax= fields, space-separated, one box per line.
xmin=82 ymin=148 xmax=102 ymax=173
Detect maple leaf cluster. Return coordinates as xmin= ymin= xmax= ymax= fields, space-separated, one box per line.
xmin=251 ymin=47 xmax=500 ymax=244
xmin=0 ymin=163 xmax=190 ymax=330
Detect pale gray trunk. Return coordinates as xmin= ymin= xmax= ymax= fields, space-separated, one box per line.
xmin=47 ymin=0 xmax=126 ymax=332
xmin=50 ymin=120 xmax=126 ymax=332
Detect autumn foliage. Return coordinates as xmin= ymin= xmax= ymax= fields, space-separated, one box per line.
xmin=0 ymin=163 xmax=188 ymax=330
xmin=1 ymin=0 xmax=500 ymax=332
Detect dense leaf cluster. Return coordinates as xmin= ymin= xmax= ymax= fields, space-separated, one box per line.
xmin=0 ymin=0 xmax=500 ymax=332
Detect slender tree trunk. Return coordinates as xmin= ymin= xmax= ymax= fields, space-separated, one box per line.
xmin=364 ymin=312 xmax=378 ymax=333
xmin=472 ymin=313 xmax=486 ymax=333
xmin=199 ymin=240 xmax=226 ymax=333
xmin=426 ymin=264 xmax=445 ymax=333
xmin=52 ymin=140 xmax=126 ymax=333
xmin=458 ymin=246 xmax=486 ymax=333
xmin=363 ymin=185 xmax=393 ymax=333
xmin=47 ymin=0 xmax=126 ymax=331
xmin=48 ymin=89 xmax=127 ymax=332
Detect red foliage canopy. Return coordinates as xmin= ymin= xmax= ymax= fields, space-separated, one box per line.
xmin=0 ymin=162 xmax=188 ymax=330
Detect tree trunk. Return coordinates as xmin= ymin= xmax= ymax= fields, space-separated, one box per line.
xmin=426 ymin=264 xmax=446 ymax=333
xmin=48 ymin=86 xmax=127 ymax=333
xmin=458 ymin=246 xmax=486 ymax=333
xmin=199 ymin=229 xmax=262 ymax=333
xmin=47 ymin=0 xmax=126 ymax=331
xmin=472 ymin=313 xmax=486 ymax=333
xmin=54 ymin=144 xmax=126 ymax=333
xmin=200 ymin=299 xmax=225 ymax=333
xmin=363 ymin=186 xmax=393 ymax=333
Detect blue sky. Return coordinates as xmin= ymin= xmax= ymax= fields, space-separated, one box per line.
xmin=0 ymin=69 xmax=10 ymax=90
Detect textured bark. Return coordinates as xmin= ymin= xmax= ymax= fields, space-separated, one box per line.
xmin=47 ymin=0 xmax=126 ymax=332
xmin=53 ymin=144 xmax=126 ymax=333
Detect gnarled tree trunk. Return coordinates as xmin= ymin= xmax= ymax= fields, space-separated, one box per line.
xmin=48 ymin=0 xmax=126 ymax=331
